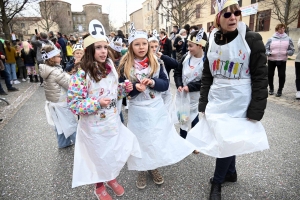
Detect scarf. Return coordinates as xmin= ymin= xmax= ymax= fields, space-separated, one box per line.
xmin=134 ymin=57 xmax=149 ymax=71
xmin=160 ymin=37 xmax=167 ymax=51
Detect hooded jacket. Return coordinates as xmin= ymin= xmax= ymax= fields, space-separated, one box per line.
xmin=39 ymin=64 xmax=70 ymax=103
xmin=265 ymin=32 xmax=294 ymax=61
xmin=200 ymin=27 xmax=268 ymax=121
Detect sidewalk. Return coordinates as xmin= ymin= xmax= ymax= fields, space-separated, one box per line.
xmin=0 ymin=78 xmax=39 ymax=130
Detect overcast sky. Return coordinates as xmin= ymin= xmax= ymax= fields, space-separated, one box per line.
xmin=63 ymin=0 xmax=145 ymax=28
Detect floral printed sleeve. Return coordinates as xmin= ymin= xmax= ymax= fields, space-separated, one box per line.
xmin=67 ymin=69 xmax=101 ymax=115
xmin=117 ymin=83 xmax=128 ymax=100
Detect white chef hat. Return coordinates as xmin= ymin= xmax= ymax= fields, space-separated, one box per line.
xmin=128 ymin=22 xmax=148 ymax=45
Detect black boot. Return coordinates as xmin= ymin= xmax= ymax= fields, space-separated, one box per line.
xmin=209 ymin=182 xmax=221 ymax=200
xmin=210 ymin=172 xmax=237 ymax=184
xmin=29 ymin=75 xmax=33 ymax=83
xmin=269 ymin=89 xmax=274 ymax=95
xmin=276 ymin=89 xmax=282 ymax=97
xmin=34 ymin=75 xmax=39 ymax=83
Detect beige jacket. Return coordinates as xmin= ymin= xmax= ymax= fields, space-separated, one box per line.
xmin=39 ymin=64 xmax=70 ymax=103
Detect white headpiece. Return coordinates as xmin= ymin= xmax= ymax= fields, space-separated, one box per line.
xmin=187 ymin=28 xmax=207 ymax=46
xmin=72 ymin=43 xmax=84 ymax=53
xmin=109 ymin=38 xmax=123 ymax=52
xmin=213 ymin=0 xmax=239 ymax=13
xmin=41 ymin=46 xmax=60 ymax=61
xmin=84 ymin=19 xmax=109 ymax=48
xmin=148 ymin=29 xmax=159 ymax=43
xmin=128 ymin=22 xmax=148 ymax=45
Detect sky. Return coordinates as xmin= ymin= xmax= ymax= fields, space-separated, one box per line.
xmin=63 ymin=0 xmax=145 ymax=28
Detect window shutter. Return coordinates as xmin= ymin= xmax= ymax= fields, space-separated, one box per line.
xmin=264 ymin=9 xmax=271 ymax=31
xmin=196 ymin=4 xmax=200 ymax=18
xmin=251 ymin=0 xmax=256 ymax=3
xmin=211 ymin=0 xmax=215 ymax=15
xmin=298 ymin=9 xmax=300 ymax=28
xmin=249 ymin=15 xmax=255 ymax=31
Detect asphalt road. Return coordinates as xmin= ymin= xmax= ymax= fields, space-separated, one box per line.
xmin=0 ymin=62 xmax=299 ymax=200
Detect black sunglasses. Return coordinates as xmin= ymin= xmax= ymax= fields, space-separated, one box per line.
xmin=223 ymin=10 xmax=241 ymax=18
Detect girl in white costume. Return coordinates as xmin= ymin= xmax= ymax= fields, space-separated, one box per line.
xmin=174 ymin=29 xmax=207 ymax=140
xmin=186 ymin=1 xmax=269 ymax=199
xmin=118 ymin=23 xmax=195 ymax=189
xmin=67 ymin=20 xmax=141 ymax=200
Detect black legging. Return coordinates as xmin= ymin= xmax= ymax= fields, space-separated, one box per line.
xmin=295 ymin=62 xmax=300 ymax=91
xmin=268 ymin=60 xmax=286 ymax=91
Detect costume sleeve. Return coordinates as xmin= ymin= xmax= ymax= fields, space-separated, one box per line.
xmin=246 ymin=32 xmax=268 ymax=121
xmin=265 ymin=38 xmax=272 ymax=56
xmin=152 ymin=65 xmax=169 ymax=92
xmin=67 ymin=69 xmax=101 ymax=115
xmin=199 ymin=42 xmax=213 ymax=112
xmin=287 ymin=38 xmax=295 ymax=56
xmin=160 ymin=54 xmax=178 ymax=70
xmin=173 ymin=54 xmax=186 ymax=88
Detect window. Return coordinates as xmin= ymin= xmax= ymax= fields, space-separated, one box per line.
xmin=21 ymin=23 xmax=25 ymax=28
xmin=196 ymin=4 xmax=201 ymax=18
xmin=82 ymin=16 xmax=85 ymax=22
xmin=68 ymin=11 xmax=70 ymax=16
xmin=249 ymin=15 xmax=255 ymax=31
xmin=239 ymin=0 xmax=242 ymax=6
xmin=185 ymin=9 xmax=189 ymax=19
xmin=147 ymin=3 xmax=149 ymax=11
xmin=255 ymin=9 xmax=271 ymax=32
xmin=211 ymin=0 xmax=215 ymax=15
xmin=148 ymin=16 xmax=150 ymax=25
xmin=73 ymin=16 xmax=75 ymax=21
xmin=69 ymin=21 xmax=71 ymax=25
xmin=78 ymin=16 xmax=81 ymax=22
xmin=298 ymin=9 xmax=300 ymax=28
xmin=161 ymin=13 xmax=163 ymax=23
xmin=251 ymin=0 xmax=256 ymax=3
xmin=98 ymin=8 xmax=101 ymax=13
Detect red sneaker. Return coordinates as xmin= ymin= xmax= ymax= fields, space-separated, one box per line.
xmin=106 ymin=179 xmax=125 ymax=196
xmin=94 ymin=184 xmax=112 ymax=200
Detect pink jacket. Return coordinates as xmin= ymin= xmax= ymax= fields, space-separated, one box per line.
xmin=265 ymin=33 xmax=294 ymax=61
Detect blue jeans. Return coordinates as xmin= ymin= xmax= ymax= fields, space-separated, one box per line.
xmin=213 ymin=156 xmax=236 ymax=184
xmin=180 ymin=115 xmax=199 ymax=139
xmin=5 ymin=63 xmax=17 ymax=81
xmin=56 ymin=131 xmax=76 ymax=148
xmin=120 ymin=111 xmax=124 ymax=123
xmin=0 ymin=69 xmax=13 ymax=92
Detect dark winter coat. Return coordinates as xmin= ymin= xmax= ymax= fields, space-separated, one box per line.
xmin=199 ymin=27 xmax=268 ymax=121
xmin=160 ymin=37 xmax=172 ymax=57
xmin=21 ymin=49 xmax=36 ymax=66
xmin=174 ymin=54 xmax=202 ymax=92
xmin=160 ymin=54 xmax=178 ymax=77
xmin=173 ymin=35 xmax=184 ymax=52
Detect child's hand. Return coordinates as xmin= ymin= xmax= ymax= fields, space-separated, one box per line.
xmin=178 ymin=86 xmax=183 ymax=92
xmin=99 ymin=98 xmax=111 ymax=107
xmin=141 ymin=78 xmax=153 ymax=86
xmin=183 ymin=86 xmax=189 ymax=92
xmin=74 ymin=58 xmax=81 ymax=64
xmin=125 ymin=82 xmax=133 ymax=92
xmin=136 ymin=83 xmax=146 ymax=92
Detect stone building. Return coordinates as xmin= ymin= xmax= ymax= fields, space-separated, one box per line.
xmin=142 ymin=0 xmax=159 ymax=33
xmin=130 ymin=8 xmax=144 ymax=30
xmin=38 ymin=0 xmax=109 ymax=34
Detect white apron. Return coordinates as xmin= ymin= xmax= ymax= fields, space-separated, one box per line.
xmin=126 ymin=63 xmax=195 ymax=171
xmin=187 ymin=22 xmax=269 ymax=158
xmin=180 ymin=54 xmax=204 ymax=131
xmin=45 ymin=88 xmax=77 ymax=138
xmin=72 ymin=63 xmax=141 ymax=188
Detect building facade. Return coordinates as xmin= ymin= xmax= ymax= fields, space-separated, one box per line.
xmin=142 ymin=0 xmax=159 ymax=34
xmin=130 ymin=8 xmax=144 ymax=30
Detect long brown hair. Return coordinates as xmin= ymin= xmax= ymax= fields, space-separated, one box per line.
xmin=108 ymin=46 xmax=121 ymax=64
xmin=118 ymin=40 xmax=158 ymax=81
xmin=79 ymin=42 xmax=108 ymax=82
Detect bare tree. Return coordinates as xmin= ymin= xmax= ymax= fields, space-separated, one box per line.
xmin=156 ymin=0 xmax=208 ymax=28
xmin=262 ymin=0 xmax=300 ymax=34
xmin=0 ymin=0 xmax=38 ymax=40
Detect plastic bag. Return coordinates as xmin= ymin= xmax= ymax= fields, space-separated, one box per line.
xmin=176 ymin=91 xmax=190 ymax=125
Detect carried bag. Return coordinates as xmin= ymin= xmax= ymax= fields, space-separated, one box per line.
xmin=176 ymin=91 xmax=190 ymax=125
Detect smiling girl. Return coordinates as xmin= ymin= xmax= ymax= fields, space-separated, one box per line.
xmin=118 ymin=25 xmax=195 ymax=189
xmin=67 ymin=20 xmax=141 ymax=200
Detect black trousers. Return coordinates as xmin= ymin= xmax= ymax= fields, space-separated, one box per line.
xmin=268 ymin=60 xmax=286 ymax=91
xmin=295 ymin=62 xmax=300 ymax=91
xmin=213 ymin=156 xmax=236 ymax=184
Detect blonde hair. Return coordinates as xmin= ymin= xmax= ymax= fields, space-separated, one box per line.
xmin=118 ymin=41 xmax=158 ymax=81
xmin=213 ymin=4 xmax=242 ymax=29
xmin=22 ymin=41 xmax=30 ymax=54
xmin=41 ymin=45 xmax=57 ymax=66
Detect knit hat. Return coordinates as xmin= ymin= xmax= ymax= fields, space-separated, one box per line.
xmin=84 ymin=19 xmax=109 ymax=48
xmin=128 ymin=22 xmax=148 ymax=45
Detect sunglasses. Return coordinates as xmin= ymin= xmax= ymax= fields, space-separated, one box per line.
xmin=223 ymin=10 xmax=241 ymax=18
